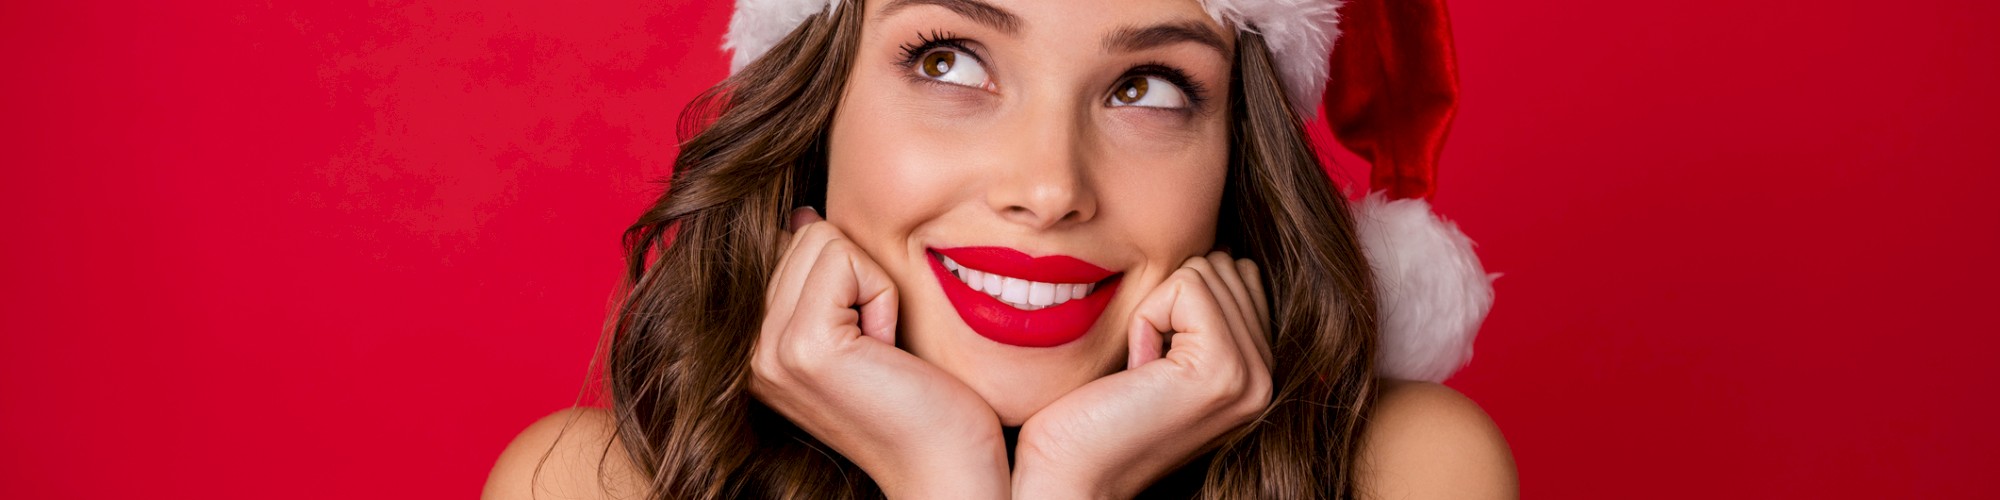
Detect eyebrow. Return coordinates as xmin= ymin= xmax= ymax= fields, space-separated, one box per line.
xmin=878 ymin=0 xmax=1022 ymax=34
xmin=1103 ymin=20 xmax=1230 ymax=57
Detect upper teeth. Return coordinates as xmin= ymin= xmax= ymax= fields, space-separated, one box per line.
xmin=942 ymin=256 xmax=1095 ymax=311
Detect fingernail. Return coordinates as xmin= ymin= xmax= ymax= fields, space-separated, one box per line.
xmin=789 ymin=206 xmax=818 ymax=229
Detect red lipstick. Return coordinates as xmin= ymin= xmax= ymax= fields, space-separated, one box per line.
xmin=928 ymin=247 xmax=1121 ymax=348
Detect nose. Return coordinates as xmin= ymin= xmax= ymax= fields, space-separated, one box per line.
xmin=985 ymin=104 xmax=1099 ymax=230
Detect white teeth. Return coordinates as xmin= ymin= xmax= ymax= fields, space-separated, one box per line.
xmin=1029 ymin=282 xmax=1055 ymax=306
xmin=965 ymin=269 xmax=986 ymax=292
xmin=941 ymin=254 xmax=1101 ymax=310
xmin=1001 ymin=277 xmax=1029 ymax=304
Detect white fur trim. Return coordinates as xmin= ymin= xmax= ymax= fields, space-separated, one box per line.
xmin=1200 ymin=0 xmax=1342 ymax=118
xmin=722 ymin=0 xmax=1340 ymax=117
xmin=724 ymin=0 xmax=842 ymax=73
xmin=1354 ymin=193 xmax=1494 ymax=382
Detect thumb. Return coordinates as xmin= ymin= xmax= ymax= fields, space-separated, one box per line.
xmin=1127 ymin=282 xmax=1177 ymax=370
xmin=841 ymin=246 xmax=900 ymax=345
xmin=1125 ymin=269 xmax=1232 ymax=370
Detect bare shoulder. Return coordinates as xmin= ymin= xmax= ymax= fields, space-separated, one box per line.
xmin=1357 ymin=379 xmax=1519 ymax=500
xmin=482 ymin=407 xmax=648 ymax=500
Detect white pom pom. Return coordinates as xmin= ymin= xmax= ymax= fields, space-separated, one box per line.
xmin=1354 ymin=192 xmax=1494 ymax=382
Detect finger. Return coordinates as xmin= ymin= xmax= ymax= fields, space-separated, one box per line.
xmin=1205 ymin=253 xmax=1272 ymax=370
xmin=765 ymin=212 xmax=836 ymax=320
xmin=773 ymin=207 xmax=823 ymax=269
xmin=1190 ymin=254 xmax=1267 ymax=374
xmin=767 ymin=207 xmax=824 ymax=299
xmin=790 ymin=206 xmax=822 ymax=231
xmin=1238 ymin=258 xmax=1270 ymax=335
xmin=1235 ymin=258 xmax=1273 ymax=367
xmin=1127 ymin=288 xmax=1166 ymax=370
xmin=765 ymin=208 xmax=810 ymax=305
xmin=773 ymin=206 xmax=817 ymax=256
xmin=793 ymin=238 xmax=900 ymax=346
xmin=1127 ymin=266 xmax=1240 ymax=372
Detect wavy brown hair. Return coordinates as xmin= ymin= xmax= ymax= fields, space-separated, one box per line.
xmin=598 ymin=1 xmax=1378 ymax=498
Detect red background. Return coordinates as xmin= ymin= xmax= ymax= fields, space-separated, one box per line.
xmin=4 ymin=0 xmax=1996 ymax=498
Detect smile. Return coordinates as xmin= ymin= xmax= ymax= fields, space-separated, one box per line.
xmin=926 ymin=247 xmax=1122 ymax=348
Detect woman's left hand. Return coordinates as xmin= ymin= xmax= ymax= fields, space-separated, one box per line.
xmin=1012 ymin=252 xmax=1276 ymax=499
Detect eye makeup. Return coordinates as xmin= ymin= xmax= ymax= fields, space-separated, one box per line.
xmin=1116 ymin=62 xmax=1212 ymax=113
xmin=895 ymin=30 xmax=989 ymax=85
xmin=889 ymin=30 xmax=1218 ymax=115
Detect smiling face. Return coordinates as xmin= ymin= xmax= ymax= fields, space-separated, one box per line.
xmin=822 ymin=0 xmax=1236 ymax=424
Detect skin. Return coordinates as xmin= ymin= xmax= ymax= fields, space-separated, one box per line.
xmin=824 ymin=0 xmax=1237 ymax=429
xmin=482 ymin=383 xmax=1518 ymax=500
xmin=485 ymin=0 xmax=1518 ymax=498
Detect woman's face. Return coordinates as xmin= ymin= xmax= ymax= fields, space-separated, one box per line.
xmin=825 ymin=0 xmax=1234 ymax=425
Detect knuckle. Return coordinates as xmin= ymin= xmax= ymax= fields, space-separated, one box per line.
xmin=1207 ymin=252 xmax=1234 ymax=269
xmin=1183 ymin=255 xmax=1214 ymax=272
xmin=812 ymin=220 xmax=850 ymax=240
xmin=778 ymin=337 xmax=820 ymax=371
xmin=749 ymin=352 xmax=785 ymax=386
xmin=1189 ymin=357 xmax=1246 ymax=396
xmin=1167 ymin=266 xmax=1204 ymax=288
xmin=818 ymin=237 xmax=856 ymax=259
xmin=1246 ymin=367 xmax=1272 ymax=398
xmin=1232 ymin=394 xmax=1271 ymax=422
xmin=1207 ymin=376 xmax=1250 ymax=412
xmin=1173 ymin=277 xmax=1213 ymax=302
xmin=1228 ymin=370 xmax=1273 ymax=416
xmin=794 ymin=220 xmax=834 ymax=245
xmin=1168 ymin=266 xmax=1192 ymax=290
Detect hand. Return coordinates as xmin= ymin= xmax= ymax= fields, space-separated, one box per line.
xmin=750 ymin=208 xmax=1009 ymax=499
xmin=1013 ymin=252 xmax=1275 ymax=499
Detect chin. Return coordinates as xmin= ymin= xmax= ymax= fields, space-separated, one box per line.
xmin=899 ymin=290 xmax=1131 ymax=427
xmin=958 ymin=356 xmax=1101 ymax=427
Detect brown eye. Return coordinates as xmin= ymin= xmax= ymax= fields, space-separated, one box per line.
xmin=1113 ymin=76 xmax=1149 ymax=104
xmin=1106 ymin=75 xmax=1189 ymax=109
xmin=922 ymin=51 xmax=955 ymax=77
xmin=911 ymin=48 xmax=990 ymax=89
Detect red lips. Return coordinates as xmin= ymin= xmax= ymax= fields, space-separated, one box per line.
xmin=928 ymin=247 xmax=1121 ymax=348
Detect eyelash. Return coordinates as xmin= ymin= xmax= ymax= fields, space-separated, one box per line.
xmin=895 ymin=31 xmax=1211 ymax=109
xmin=1124 ymin=63 xmax=1210 ymax=109
xmin=896 ymin=30 xmax=978 ymax=69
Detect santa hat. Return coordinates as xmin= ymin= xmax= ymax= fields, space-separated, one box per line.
xmin=1323 ymin=0 xmax=1491 ymax=382
xmin=722 ymin=0 xmax=1492 ymax=382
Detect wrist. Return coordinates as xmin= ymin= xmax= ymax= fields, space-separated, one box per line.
xmin=874 ymin=431 xmax=1011 ymax=500
xmin=1010 ymin=439 xmax=1121 ymax=500
xmin=1011 ymin=472 xmax=1113 ymax=500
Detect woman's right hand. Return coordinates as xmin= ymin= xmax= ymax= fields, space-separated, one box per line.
xmin=751 ymin=207 xmax=1009 ymax=499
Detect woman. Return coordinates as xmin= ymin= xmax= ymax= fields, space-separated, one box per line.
xmin=486 ymin=0 xmax=1515 ymax=497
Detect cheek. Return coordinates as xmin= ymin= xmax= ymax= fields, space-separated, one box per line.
xmin=1097 ymin=132 xmax=1230 ymax=258
xmin=823 ymin=82 xmax=989 ymax=270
